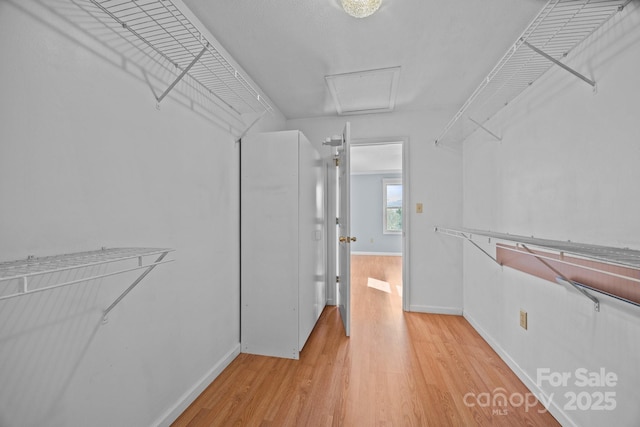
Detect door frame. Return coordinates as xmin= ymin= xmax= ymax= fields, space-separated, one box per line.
xmin=326 ymin=136 xmax=410 ymax=312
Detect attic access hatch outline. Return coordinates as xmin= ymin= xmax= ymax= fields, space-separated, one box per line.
xmin=325 ymin=67 xmax=401 ymax=115
xmin=87 ymin=0 xmax=273 ymax=117
xmin=434 ymin=0 xmax=632 ymax=145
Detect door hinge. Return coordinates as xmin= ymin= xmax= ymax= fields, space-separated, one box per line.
xmin=334 ymin=157 xmax=340 ymax=167
xmin=336 ymin=217 xmax=339 ymax=225
xmin=336 ymin=275 xmax=340 ymax=283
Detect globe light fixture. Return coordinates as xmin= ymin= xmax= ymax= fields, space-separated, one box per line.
xmin=341 ymin=0 xmax=382 ymax=18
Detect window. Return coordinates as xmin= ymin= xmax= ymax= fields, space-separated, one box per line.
xmin=383 ymin=178 xmax=402 ymax=233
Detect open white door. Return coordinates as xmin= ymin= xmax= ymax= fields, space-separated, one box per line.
xmin=337 ymin=122 xmax=352 ymax=336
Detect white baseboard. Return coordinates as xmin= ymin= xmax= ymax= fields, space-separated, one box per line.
xmin=153 ymin=343 xmax=241 ymax=427
xmin=351 ymin=251 xmax=402 ymax=256
xmin=409 ymin=305 xmax=463 ymax=315
xmin=463 ymin=312 xmax=575 ymax=427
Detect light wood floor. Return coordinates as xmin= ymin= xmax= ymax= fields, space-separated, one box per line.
xmin=173 ymin=255 xmax=559 ymax=426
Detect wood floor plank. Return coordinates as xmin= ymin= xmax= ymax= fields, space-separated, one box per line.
xmin=173 ymin=255 xmax=559 ymax=426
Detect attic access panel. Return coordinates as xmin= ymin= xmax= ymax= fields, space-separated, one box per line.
xmin=326 ymin=67 xmax=401 ymax=115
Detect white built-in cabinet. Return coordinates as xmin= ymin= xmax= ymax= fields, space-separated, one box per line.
xmin=241 ymin=130 xmax=325 ymax=359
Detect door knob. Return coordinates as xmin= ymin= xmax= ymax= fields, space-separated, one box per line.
xmin=339 ymin=236 xmax=357 ymax=243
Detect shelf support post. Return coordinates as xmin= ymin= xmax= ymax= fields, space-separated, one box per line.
xmin=522 ymin=41 xmax=596 ymax=88
xmin=468 ymin=117 xmax=502 ymax=142
xmin=156 ymin=45 xmax=208 ymax=104
xmin=435 ymin=227 xmax=501 ymax=265
xmin=520 ymin=244 xmax=600 ymax=312
xmin=103 ymin=251 xmax=169 ymax=322
xmin=467 ymin=237 xmax=501 ymax=265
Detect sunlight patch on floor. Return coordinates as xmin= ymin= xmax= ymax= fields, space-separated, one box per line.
xmin=367 ymin=277 xmax=391 ymax=293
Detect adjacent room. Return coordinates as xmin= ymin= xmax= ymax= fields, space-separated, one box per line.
xmin=1 ymin=0 xmax=639 ymax=426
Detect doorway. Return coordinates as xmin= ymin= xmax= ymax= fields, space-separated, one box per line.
xmin=349 ymin=139 xmax=408 ymax=311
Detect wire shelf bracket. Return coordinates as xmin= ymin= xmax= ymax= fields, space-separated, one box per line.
xmin=519 ymin=244 xmax=600 ymax=311
xmin=434 ymin=227 xmax=501 ymax=265
xmin=468 ymin=117 xmax=502 ymax=142
xmin=156 ymin=45 xmax=208 ymax=105
xmin=0 ymin=247 xmax=175 ymax=322
xmin=434 ymin=0 xmax=631 ymax=146
xmin=522 ymin=41 xmax=596 ymax=88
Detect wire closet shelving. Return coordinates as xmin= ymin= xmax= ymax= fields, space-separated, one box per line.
xmin=87 ymin=0 xmax=273 ymax=117
xmin=435 ymin=0 xmax=632 ymax=145
xmin=435 ymin=227 xmax=640 ymax=310
xmin=435 ymin=228 xmax=640 ymax=269
xmin=0 ymin=247 xmax=175 ymax=321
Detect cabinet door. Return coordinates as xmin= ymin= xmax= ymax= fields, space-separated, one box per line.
xmin=241 ymin=131 xmax=299 ymax=359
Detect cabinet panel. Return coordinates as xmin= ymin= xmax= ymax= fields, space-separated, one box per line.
xmin=241 ymin=130 xmax=325 ymax=359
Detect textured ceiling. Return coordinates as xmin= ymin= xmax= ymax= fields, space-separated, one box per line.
xmin=183 ymin=0 xmax=547 ymax=120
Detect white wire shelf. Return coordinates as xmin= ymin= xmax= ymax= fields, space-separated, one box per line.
xmin=87 ymin=0 xmax=273 ymax=116
xmin=435 ymin=227 xmax=640 ymax=269
xmin=436 ymin=227 xmax=640 ymax=310
xmin=435 ymin=0 xmax=631 ymax=145
xmin=0 ymin=247 xmax=175 ymax=320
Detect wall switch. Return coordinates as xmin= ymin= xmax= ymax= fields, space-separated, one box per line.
xmin=520 ymin=310 xmax=528 ymax=330
xmin=416 ymin=203 xmax=423 ymax=214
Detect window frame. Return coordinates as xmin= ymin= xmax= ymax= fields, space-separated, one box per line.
xmin=382 ymin=178 xmax=402 ymax=234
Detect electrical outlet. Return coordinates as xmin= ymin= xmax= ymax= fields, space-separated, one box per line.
xmin=416 ymin=203 xmax=423 ymax=214
xmin=520 ymin=310 xmax=528 ymax=330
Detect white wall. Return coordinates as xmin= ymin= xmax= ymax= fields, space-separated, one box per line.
xmin=350 ymin=173 xmax=403 ymax=254
xmin=0 ymin=1 xmax=284 ymax=426
xmin=462 ymin=4 xmax=640 ymax=426
xmin=288 ymin=110 xmax=463 ymax=315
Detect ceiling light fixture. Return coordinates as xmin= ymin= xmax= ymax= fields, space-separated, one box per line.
xmin=341 ymin=0 xmax=381 ymax=18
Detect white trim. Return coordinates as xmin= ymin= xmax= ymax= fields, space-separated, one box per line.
xmin=351 ymin=169 xmax=402 ymax=176
xmin=409 ymin=305 xmax=463 ymax=315
xmin=463 ymin=312 xmax=576 ymax=427
xmin=153 ymin=344 xmax=241 ymax=427
xmin=351 ymin=251 xmax=402 ymax=256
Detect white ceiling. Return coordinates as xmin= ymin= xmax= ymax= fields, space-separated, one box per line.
xmin=351 ymin=143 xmax=403 ymax=174
xmin=183 ymin=0 xmax=547 ymax=120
